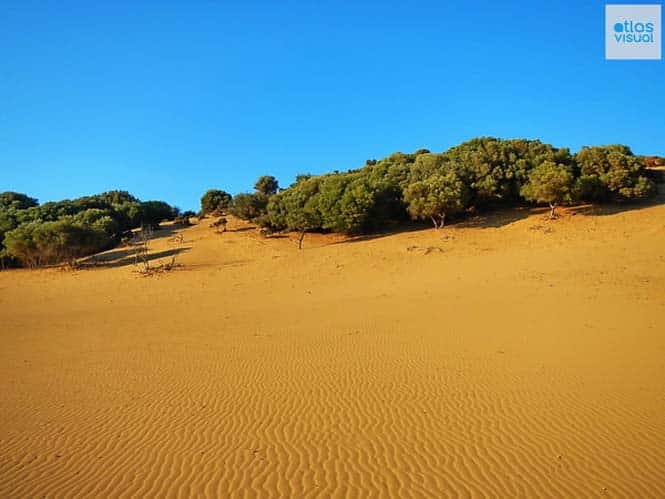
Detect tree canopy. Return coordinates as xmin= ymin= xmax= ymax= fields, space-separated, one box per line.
xmin=200 ymin=189 xmax=232 ymax=215
xmin=254 ymin=175 xmax=279 ymax=196
xmin=237 ymin=138 xmax=654 ymax=237
xmin=0 ymin=190 xmax=177 ymax=268
xmin=2 ymin=137 xmax=657 ymax=267
xmin=520 ymin=162 xmax=574 ymax=218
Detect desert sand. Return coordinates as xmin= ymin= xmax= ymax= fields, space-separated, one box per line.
xmin=1 ymin=200 xmax=664 ymax=497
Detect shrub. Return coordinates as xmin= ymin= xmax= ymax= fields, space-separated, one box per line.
xmin=0 ymin=192 xmax=38 ymax=210
xmin=254 ymin=176 xmax=279 ymax=196
xmin=3 ymin=223 xmax=39 ymax=267
xmin=404 ymin=171 xmax=469 ymax=228
xmin=139 ymin=201 xmax=177 ymax=229
xmin=231 ymin=193 xmax=269 ymax=221
xmin=4 ymin=219 xmax=110 ymax=268
xmin=521 ymin=161 xmax=574 ymax=218
xmin=574 ymin=145 xmax=655 ymax=201
xmin=444 ymin=137 xmax=573 ymax=206
xmin=200 ymin=189 xmax=232 ymax=215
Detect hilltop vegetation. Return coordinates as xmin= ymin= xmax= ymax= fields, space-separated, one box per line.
xmin=206 ymin=138 xmax=656 ymax=241
xmin=0 ymin=191 xmax=178 ymax=268
xmin=1 ymin=137 xmax=659 ymax=268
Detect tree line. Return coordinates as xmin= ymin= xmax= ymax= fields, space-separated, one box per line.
xmin=0 ymin=190 xmax=179 ymax=268
xmin=2 ymin=137 xmax=660 ymax=267
xmin=200 ymin=138 xmax=659 ymax=245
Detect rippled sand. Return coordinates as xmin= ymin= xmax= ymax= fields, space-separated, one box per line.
xmin=1 ymin=201 xmax=664 ymax=497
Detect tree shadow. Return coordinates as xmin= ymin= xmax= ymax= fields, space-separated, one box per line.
xmin=336 ymin=207 xmax=534 ymax=244
xmin=79 ymin=247 xmax=190 ymax=269
xmin=567 ymin=187 xmax=665 ymax=217
xmin=456 ymin=206 xmax=533 ymax=229
xmin=337 ymin=222 xmax=431 ymax=244
xmin=145 ymin=223 xmax=190 ymax=239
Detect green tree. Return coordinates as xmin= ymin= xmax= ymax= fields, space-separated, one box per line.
xmin=265 ymin=176 xmax=322 ymax=248
xmin=574 ymin=145 xmax=655 ymax=201
xmin=231 ymin=193 xmax=269 ymax=221
xmin=404 ymin=171 xmax=468 ymax=228
xmin=200 ymin=189 xmax=232 ymax=215
xmin=0 ymin=209 xmax=19 ymax=247
xmin=113 ymin=201 xmax=142 ymax=230
xmin=0 ymin=192 xmax=38 ymax=210
xmin=520 ymin=161 xmax=574 ymax=218
xmin=4 ymin=219 xmax=109 ymax=268
xmin=3 ymin=223 xmax=40 ymax=267
xmin=254 ymin=175 xmax=279 ymax=196
xmin=139 ymin=201 xmax=177 ymax=229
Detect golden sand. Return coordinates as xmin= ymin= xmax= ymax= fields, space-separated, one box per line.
xmin=1 ymin=202 xmax=664 ymax=497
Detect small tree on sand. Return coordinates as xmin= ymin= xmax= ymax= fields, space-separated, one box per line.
xmin=286 ymin=202 xmax=320 ymax=250
xmin=404 ymin=172 xmax=468 ymax=229
xmin=521 ymin=161 xmax=574 ymax=219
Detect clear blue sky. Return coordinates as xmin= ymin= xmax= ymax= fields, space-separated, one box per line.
xmin=1 ymin=0 xmax=663 ymax=211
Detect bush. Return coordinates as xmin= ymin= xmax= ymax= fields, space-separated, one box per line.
xmin=0 ymin=192 xmax=38 ymax=210
xmin=200 ymin=189 xmax=232 ymax=215
xmin=0 ymin=190 xmax=177 ymax=269
xmin=264 ymin=174 xmax=381 ymax=235
xmin=231 ymin=193 xmax=269 ymax=221
xmin=444 ymin=137 xmax=573 ymax=206
xmin=575 ymin=145 xmax=655 ymax=201
xmin=254 ymin=176 xmax=279 ymax=196
xmin=404 ymin=171 xmax=469 ymax=228
xmin=139 ymin=201 xmax=177 ymax=229
xmin=4 ymin=219 xmax=110 ymax=268
xmin=521 ymin=161 xmax=574 ymax=218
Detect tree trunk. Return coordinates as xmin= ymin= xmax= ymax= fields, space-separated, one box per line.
xmin=430 ymin=217 xmax=438 ymax=229
xmin=440 ymin=213 xmax=446 ymax=228
xmin=298 ymin=230 xmax=305 ymax=250
xmin=549 ymin=202 xmax=557 ymax=219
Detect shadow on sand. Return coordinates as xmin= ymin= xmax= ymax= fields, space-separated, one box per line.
xmin=78 ymin=246 xmax=191 ymax=269
xmin=567 ymin=187 xmax=665 ymax=217
xmin=333 ymin=186 xmax=665 ymax=244
xmin=338 ymin=207 xmax=534 ymax=244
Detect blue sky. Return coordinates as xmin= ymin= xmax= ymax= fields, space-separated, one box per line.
xmin=1 ymin=0 xmax=663 ymax=211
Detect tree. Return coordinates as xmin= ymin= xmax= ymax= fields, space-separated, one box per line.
xmin=3 ymin=219 xmax=109 ymax=268
xmin=404 ymin=171 xmax=468 ymax=229
xmin=0 ymin=192 xmax=38 ymax=210
xmin=520 ymin=161 xmax=574 ymax=219
xmin=443 ymin=137 xmax=573 ymax=206
xmin=139 ymin=201 xmax=177 ymax=229
xmin=265 ymin=177 xmax=322 ymax=248
xmin=200 ymin=189 xmax=232 ymax=215
xmin=285 ymin=195 xmax=321 ymax=250
xmin=230 ymin=193 xmax=269 ymax=221
xmin=335 ymin=178 xmax=376 ymax=234
xmin=254 ymin=176 xmax=279 ymax=196
xmin=3 ymin=223 xmax=40 ymax=267
xmin=0 ymin=210 xmax=19 ymax=249
xmin=574 ymin=145 xmax=655 ymax=201
xmin=71 ymin=209 xmax=119 ymax=237
xmin=0 ymin=190 xmax=177 ymax=268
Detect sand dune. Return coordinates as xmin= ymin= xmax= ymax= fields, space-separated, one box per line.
xmin=1 ymin=202 xmax=664 ymax=497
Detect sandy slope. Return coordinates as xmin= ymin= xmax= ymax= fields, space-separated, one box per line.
xmin=1 ymin=201 xmax=664 ymax=498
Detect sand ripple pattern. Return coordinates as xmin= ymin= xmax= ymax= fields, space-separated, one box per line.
xmin=2 ymin=210 xmax=665 ymax=497
xmin=1 ymin=327 xmax=664 ymax=498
